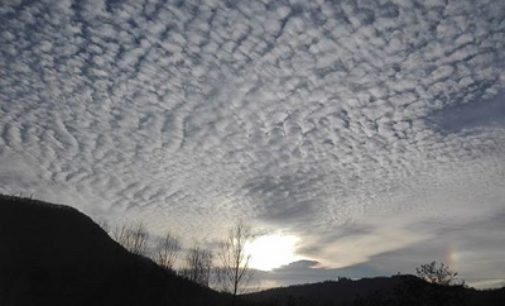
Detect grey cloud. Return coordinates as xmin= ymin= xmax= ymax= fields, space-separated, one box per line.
xmin=297 ymin=220 xmax=375 ymax=256
xmin=241 ymin=173 xmax=326 ymax=224
xmin=252 ymin=259 xmax=381 ymax=288
xmin=429 ymin=92 xmax=505 ymax=134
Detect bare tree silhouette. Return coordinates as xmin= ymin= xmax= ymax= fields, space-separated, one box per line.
xmin=216 ymin=222 xmax=253 ymax=298
xmin=181 ymin=245 xmax=213 ymax=287
xmin=155 ymin=231 xmax=180 ymax=270
xmin=97 ymin=219 xmax=111 ymax=235
xmin=113 ymin=223 xmax=150 ymax=255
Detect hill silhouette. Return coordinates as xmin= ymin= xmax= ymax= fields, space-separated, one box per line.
xmin=1 ymin=194 xmax=503 ymax=306
xmin=0 ymin=194 xmax=228 ymax=306
xmin=243 ymin=275 xmax=505 ymax=306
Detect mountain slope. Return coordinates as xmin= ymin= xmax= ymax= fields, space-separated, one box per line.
xmin=0 ymin=194 xmax=227 ymax=306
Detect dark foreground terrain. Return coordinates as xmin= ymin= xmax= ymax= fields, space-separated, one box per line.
xmin=0 ymin=194 xmax=228 ymax=306
xmin=1 ymin=194 xmax=504 ymax=306
xmin=244 ymin=276 xmax=505 ymax=306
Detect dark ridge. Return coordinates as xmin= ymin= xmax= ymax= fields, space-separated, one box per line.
xmin=242 ymin=275 xmax=505 ymax=306
xmin=0 ymin=194 xmax=229 ymax=306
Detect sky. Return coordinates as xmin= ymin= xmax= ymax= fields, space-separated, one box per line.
xmin=1 ymin=0 xmax=505 ymax=289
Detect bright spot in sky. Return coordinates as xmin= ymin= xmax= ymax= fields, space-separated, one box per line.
xmin=245 ymin=233 xmax=301 ymax=271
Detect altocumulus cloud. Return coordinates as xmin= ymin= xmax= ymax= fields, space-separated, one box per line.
xmin=1 ymin=0 xmax=505 ymax=288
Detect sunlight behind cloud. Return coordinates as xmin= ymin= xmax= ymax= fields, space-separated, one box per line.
xmin=245 ymin=233 xmax=301 ymax=271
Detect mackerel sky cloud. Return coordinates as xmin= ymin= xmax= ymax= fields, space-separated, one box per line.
xmin=1 ymin=0 xmax=504 ymax=288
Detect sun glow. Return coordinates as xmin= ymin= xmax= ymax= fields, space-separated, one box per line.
xmin=245 ymin=233 xmax=301 ymax=271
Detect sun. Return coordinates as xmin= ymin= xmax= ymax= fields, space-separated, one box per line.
xmin=245 ymin=233 xmax=300 ymax=271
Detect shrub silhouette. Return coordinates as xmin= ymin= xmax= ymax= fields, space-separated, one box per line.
xmin=416 ymin=261 xmax=459 ymax=285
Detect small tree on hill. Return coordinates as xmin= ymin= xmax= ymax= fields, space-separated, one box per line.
xmin=415 ymin=261 xmax=458 ymax=285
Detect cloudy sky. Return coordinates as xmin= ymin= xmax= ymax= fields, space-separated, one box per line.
xmin=1 ymin=0 xmax=504 ymax=289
